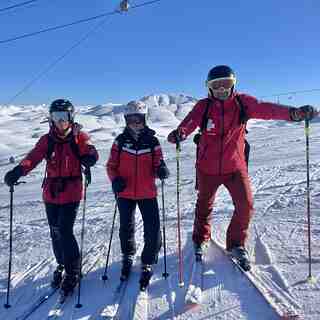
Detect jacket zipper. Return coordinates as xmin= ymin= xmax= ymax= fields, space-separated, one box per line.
xmin=134 ymin=147 xmax=138 ymax=198
xmin=219 ymin=101 xmax=224 ymax=174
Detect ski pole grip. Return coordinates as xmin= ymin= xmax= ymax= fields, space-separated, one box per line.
xmin=304 ymin=118 xmax=310 ymax=136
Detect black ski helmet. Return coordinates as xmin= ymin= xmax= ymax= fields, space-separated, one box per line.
xmin=49 ymin=99 xmax=75 ymax=122
xmin=206 ymin=65 xmax=236 ymax=83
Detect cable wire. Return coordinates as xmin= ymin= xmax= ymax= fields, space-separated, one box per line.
xmin=6 ymin=16 xmax=112 ymax=105
xmin=260 ymin=88 xmax=320 ymax=99
xmin=0 ymin=0 xmax=163 ymax=45
xmin=0 ymin=0 xmax=39 ymax=13
xmin=6 ymin=0 xmax=164 ymax=104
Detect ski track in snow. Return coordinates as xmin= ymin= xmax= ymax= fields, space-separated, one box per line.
xmin=0 ymin=103 xmax=319 ymax=319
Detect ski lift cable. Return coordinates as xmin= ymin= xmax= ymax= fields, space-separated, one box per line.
xmin=260 ymin=88 xmax=320 ymax=99
xmin=6 ymin=17 xmax=112 ymax=105
xmin=5 ymin=0 xmax=163 ymax=105
xmin=0 ymin=0 xmax=39 ymax=13
xmin=0 ymin=0 xmax=163 ymax=45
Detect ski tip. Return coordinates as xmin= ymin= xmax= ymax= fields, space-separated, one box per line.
xmin=307 ymin=275 xmax=317 ymax=284
xmin=178 ymin=281 xmax=185 ymax=287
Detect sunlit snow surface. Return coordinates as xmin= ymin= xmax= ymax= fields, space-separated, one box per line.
xmin=0 ymin=94 xmax=319 ymax=319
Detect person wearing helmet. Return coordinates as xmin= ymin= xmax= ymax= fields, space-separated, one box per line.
xmin=167 ymin=65 xmax=316 ymax=270
xmin=4 ymin=99 xmax=99 ymax=295
xmin=106 ymin=100 xmax=170 ymax=289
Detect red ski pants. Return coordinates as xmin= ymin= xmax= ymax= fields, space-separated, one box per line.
xmin=192 ymin=169 xmax=254 ymax=250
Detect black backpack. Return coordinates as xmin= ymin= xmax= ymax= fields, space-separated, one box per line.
xmin=193 ymin=95 xmax=250 ymax=167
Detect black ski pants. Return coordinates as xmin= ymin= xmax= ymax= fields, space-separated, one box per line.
xmin=117 ymin=197 xmax=162 ymax=265
xmin=45 ymin=202 xmax=80 ymax=275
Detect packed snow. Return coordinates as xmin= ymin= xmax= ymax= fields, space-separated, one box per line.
xmin=0 ymin=94 xmax=319 ymax=319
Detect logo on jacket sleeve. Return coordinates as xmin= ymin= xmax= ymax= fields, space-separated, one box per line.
xmin=206 ymin=119 xmax=215 ymax=131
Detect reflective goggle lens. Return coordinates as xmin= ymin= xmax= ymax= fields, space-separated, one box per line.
xmin=51 ymin=111 xmax=70 ymax=122
xmin=207 ymin=78 xmax=235 ymax=90
xmin=125 ymin=114 xmax=144 ymax=124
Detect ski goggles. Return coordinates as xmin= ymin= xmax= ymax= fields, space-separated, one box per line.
xmin=125 ymin=114 xmax=145 ymax=125
xmin=206 ymin=78 xmax=236 ymax=90
xmin=50 ymin=111 xmax=71 ymax=123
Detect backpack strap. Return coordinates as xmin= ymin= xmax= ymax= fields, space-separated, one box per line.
xmin=46 ymin=135 xmax=55 ymax=160
xmin=116 ymin=134 xmax=125 ymax=153
xmin=235 ymin=95 xmax=248 ymax=125
xmin=46 ymin=134 xmax=81 ymax=160
xmin=199 ymin=98 xmax=211 ymax=133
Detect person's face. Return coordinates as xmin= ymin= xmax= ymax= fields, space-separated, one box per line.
xmin=55 ymin=120 xmax=70 ymax=132
xmin=207 ymin=78 xmax=235 ymax=100
xmin=126 ymin=114 xmax=145 ymax=131
xmin=50 ymin=111 xmax=71 ymax=133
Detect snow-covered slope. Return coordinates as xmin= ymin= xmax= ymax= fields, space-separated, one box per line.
xmin=0 ymin=94 xmax=319 ymax=319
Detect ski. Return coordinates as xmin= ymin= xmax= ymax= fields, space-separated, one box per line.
xmin=132 ymin=289 xmax=148 ymax=319
xmin=15 ymin=287 xmax=59 ymax=320
xmin=185 ymin=255 xmax=204 ymax=305
xmin=47 ymin=290 xmax=73 ymax=319
xmin=212 ymin=240 xmax=300 ymax=319
xmin=99 ymin=280 xmax=128 ymax=319
xmin=163 ymin=276 xmax=176 ymax=319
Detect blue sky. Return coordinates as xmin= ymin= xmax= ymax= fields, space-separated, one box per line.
xmin=1 ymin=0 xmax=320 ymax=106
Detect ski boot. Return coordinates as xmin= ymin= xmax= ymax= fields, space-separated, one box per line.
xmin=230 ymin=246 xmax=251 ymax=271
xmin=193 ymin=241 xmax=210 ymax=262
xmin=139 ymin=265 xmax=153 ymax=291
xmin=51 ymin=264 xmax=64 ymax=288
xmin=120 ymin=256 xmax=133 ymax=281
xmin=60 ymin=273 xmax=79 ymax=297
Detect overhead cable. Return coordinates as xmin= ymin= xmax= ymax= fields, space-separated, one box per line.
xmin=260 ymin=88 xmax=320 ymax=99
xmin=0 ymin=0 xmax=39 ymax=13
xmin=6 ymin=0 xmax=163 ymax=104
xmin=6 ymin=17 xmax=112 ymax=105
xmin=0 ymin=0 xmax=163 ymax=45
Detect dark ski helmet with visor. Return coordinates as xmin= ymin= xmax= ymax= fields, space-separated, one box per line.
xmin=206 ymin=65 xmax=236 ymax=100
xmin=49 ymin=99 xmax=75 ymax=123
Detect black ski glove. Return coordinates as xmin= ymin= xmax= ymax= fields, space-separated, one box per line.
xmin=80 ymin=154 xmax=96 ymax=168
xmin=167 ymin=128 xmax=186 ymax=144
xmin=157 ymin=161 xmax=170 ymax=180
xmin=112 ymin=176 xmax=126 ymax=193
xmin=4 ymin=165 xmax=23 ymax=187
xmin=84 ymin=167 xmax=91 ymax=185
xmin=289 ymin=105 xmax=316 ymax=122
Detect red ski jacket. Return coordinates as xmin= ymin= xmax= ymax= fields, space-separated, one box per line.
xmin=19 ymin=126 xmax=99 ymax=204
xmin=106 ymin=127 xmax=164 ymax=199
xmin=177 ymin=92 xmax=291 ymax=175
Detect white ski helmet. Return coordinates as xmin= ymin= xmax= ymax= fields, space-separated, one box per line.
xmin=124 ymin=100 xmax=148 ymax=116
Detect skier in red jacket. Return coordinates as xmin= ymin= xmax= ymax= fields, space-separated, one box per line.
xmin=4 ymin=99 xmax=99 ymax=294
xmin=106 ymin=100 xmax=169 ymax=289
xmin=167 ymin=65 xmax=316 ymax=270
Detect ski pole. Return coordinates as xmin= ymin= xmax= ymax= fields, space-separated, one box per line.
xmin=4 ymin=184 xmax=14 ymax=309
xmin=101 ymin=196 xmax=118 ymax=281
xmin=304 ymin=119 xmax=315 ymax=283
xmin=161 ymin=179 xmax=169 ymax=278
xmin=176 ymin=138 xmax=184 ymax=287
xmin=75 ymin=168 xmax=90 ymax=308
xmin=4 ymin=180 xmax=24 ymax=309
